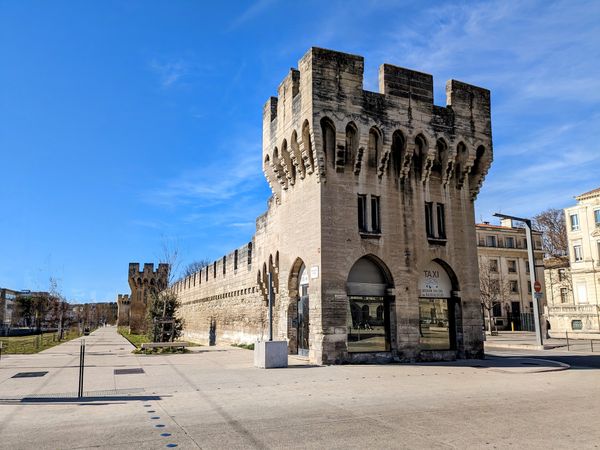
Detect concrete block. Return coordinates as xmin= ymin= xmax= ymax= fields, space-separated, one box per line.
xmin=254 ymin=340 xmax=289 ymax=369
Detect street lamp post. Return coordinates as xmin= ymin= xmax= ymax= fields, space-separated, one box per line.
xmin=494 ymin=213 xmax=544 ymax=347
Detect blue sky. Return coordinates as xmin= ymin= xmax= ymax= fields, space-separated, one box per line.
xmin=1 ymin=0 xmax=599 ymax=302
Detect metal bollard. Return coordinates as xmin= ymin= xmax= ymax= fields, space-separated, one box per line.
xmin=591 ymin=340 xmax=594 ymax=353
xmin=78 ymin=339 xmax=85 ymax=398
xmin=565 ymin=331 xmax=570 ymax=351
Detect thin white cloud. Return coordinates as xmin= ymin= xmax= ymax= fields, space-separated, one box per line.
xmin=228 ymin=0 xmax=277 ymax=31
xmin=149 ymin=58 xmax=189 ymax=88
xmin=144 ymin=129 xmax=265 ymax=207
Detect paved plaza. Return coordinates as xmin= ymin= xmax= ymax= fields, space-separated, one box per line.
xmin=0 ymin=327 xmax=599 ymax=449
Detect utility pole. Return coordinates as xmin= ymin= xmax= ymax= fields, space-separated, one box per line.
xmin=494 ymin=213 xmax=544 ymax=346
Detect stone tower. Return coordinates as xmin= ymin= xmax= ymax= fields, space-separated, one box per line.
xmin=261 ymin=48 xmax=492 ymax=362
xmin=116 ymin=294 xmax=130 ymax=327
xmin=128 ymin=263 xmax=169 ymax=334
xmin=176 ymin=48 xmax=493 ymax=364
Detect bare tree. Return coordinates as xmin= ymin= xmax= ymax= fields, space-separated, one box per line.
xmin=182 ymin=259 xmax=211 ymax=278
xmin=159 ymin=236 xmax=181 ymax=287
xmin=533 ymin=208 xmax=568 ymax=257
xmin=148 ymin=236 xmax=186 ymax=343
xmin=479 ymin=257 xmax=511 ymax=334
xmin=49 ymin=277 xmax=69 ymax=339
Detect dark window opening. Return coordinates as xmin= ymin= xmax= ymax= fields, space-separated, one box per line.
xmin=492 ymin=303 xmax=502 ymax=317
xmin=436 ymin=203 xmax=446 ymax=238
xmin=371 ymin=196 xmax=381 ymax=233
xmin=425 ymin=202 xmax=434 ymax=238
xmin=358 ymin=195 xmax=367 ymax=232
xmin=234 ymin=250 xmax=239 ymax=270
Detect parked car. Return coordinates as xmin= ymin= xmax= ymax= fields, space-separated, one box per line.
xmin=83 ymin=327 xmax=90 ymax=335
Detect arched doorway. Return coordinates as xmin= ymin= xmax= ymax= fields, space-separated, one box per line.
xmin=288 ymin=258 xmax=309 ymax=356
xmin=297 ymin=264 xmax=309 ymax=356
xmin=346 ymin=256 xmax=394 ymax=352
xmin=417 ymin=260 xmax=459 ymax=350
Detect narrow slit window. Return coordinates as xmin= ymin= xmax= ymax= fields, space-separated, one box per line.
xmin=371 ymin=196 xmax=381 ymax=233
xmin=425 ymin=202 xmax=434 ymax=238
xmin=358 ymin=195 xmax=367 ymax=232
xmin=436 ymin=203 xmax=445 ymax=238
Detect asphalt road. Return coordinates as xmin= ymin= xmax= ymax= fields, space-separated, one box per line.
xmin=488 ymin=348 xmax=600 ymax=369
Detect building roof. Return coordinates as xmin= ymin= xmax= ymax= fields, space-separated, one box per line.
xmin=576 ymin=187 xmax=600 ymax=201
xmin=476 ymin=223 xmax=542 ymax=235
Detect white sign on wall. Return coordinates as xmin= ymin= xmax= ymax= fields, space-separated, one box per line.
xmin=310 ymin=265 xmax=319 ymax=279
xmin=419 ymin=261 xmax=452 ymax=298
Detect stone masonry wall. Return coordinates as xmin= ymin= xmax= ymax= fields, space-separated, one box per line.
xmin=177 ymin=47 xmax=493 ymax=364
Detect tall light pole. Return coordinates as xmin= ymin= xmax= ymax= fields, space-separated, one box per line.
xmin=494 ymin=213 xmax=544 ymax=346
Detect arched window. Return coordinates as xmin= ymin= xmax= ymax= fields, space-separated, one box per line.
xmin=455 ymin=142 xmax=468 ymax=187
xmin=418 ymin=259 xmax=460 ymax=351
xmin=412 ymin=134 xmax=427 ymax=180
xmin=291 ymin=130 xmax=305 ymax=177
xmin=346 ymin=256 xmax=393 ymax=353
xmin=361 ymin=304 xmax=370 ymax=320
xmin=281 ymin=139 xmax=293 ymax=184
xmin=368 ymin=128 xmax=381 ymax=169
xmin=390 ymin=130 xmax=404 ymax=179
xmin=321 ymin=117 xmax=336 ymax=168
xmin=432 ymin=138 xmax=446 ymax=177
xmin=302 ymin=120 xmax=314 ymax=171
xmin=345 ymin=122 xmax=358 ymax=168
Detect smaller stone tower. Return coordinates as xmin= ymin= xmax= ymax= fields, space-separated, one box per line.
xmin=116 ymin=294 xmax=130 ymax=327
xmin=128 ymin=263 xmax=169 ymax=334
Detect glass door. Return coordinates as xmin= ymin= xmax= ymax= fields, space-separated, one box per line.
xmin=297 ymin=284 xmax=309 ymax=356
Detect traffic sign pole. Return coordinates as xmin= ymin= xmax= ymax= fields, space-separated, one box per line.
xmin=494 ymin=213 xmax=544 ymax=347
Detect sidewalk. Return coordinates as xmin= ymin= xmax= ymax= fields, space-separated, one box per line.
xmin=484 ymin=331 xmax=600 ymax=352
xmin=2 ymin=326 xmax=599 ymax=449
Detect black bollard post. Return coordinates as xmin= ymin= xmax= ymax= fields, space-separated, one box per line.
xmin=565 ymin=331 xmax=570 ymax=351
xmin=591 ymin=340 xmax=594 ymax=353
xmin=78 ymin=339 xmax=85 ymax=398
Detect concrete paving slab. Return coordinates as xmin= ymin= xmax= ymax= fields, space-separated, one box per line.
xmin=0 ymin=326 xmax=599 ymax=449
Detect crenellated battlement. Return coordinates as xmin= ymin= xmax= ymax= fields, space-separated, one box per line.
xmin=172 ymin=241 xmax=255 ymax=294
xmin=262 ymin=47 xmax=492 ymax=201
xmin=126 ymin=262 xmax=169 ymax=333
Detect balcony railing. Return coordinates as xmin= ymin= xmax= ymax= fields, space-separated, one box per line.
xmin=548 ymin=305 xmax=600 ymax=314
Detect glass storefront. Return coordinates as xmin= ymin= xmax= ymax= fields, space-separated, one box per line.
xmin=348 ymin=296 xmax=388 ymax=352
xmin=419 ymin=298 xmax=450 ymax=350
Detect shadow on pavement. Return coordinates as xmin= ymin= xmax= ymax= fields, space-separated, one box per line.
xmin=0 ymin=395 xmax=164 ymax=405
